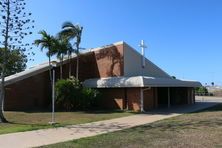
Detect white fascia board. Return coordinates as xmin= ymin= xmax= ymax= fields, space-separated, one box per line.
xmin=83 ymin=76 xmax=144 ymax=88
xmin=4 ymin=63 xmax=50 ymax=86
xmin=83 ymin=76 xmax=202 ymax=88
xmin=142 ymin=76 xmax=202 ymax=87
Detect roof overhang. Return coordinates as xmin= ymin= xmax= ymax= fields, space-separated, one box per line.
xmin=3 ymin=62 xmax=50 ymax=86
xmin=83 ymin=76 xmax=202 ymax=88
xmin=2 ymin=41 xmax=125 ymax=86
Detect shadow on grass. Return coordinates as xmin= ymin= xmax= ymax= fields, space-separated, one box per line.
xmin=195 ymin=103 xmax=222 ymax=112
xmin=82 ymin=109 xmax=138 ymax=114
xmin=66 ymin=121 xmax=132 ymax=134
xmin=116 ymin=117 xmax=222 ymax=136
xmin=17 ymin=108 xmax=138 ymax=114
xmin=126 ymin=104 xmax=222 ymax=133
xmin=141 ymin=102 xmax=222 ymax=116
xmin=63 ymin=104 xmax=222 ymax=135
xmin=5 ymin=121 xmax=51 ymax=127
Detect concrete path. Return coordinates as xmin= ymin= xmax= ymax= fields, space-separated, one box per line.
xmin=0 ymin=97 xmax=221 ymax=148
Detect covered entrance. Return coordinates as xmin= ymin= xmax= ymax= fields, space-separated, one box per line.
xmin=157 ymin=87 xmax=192 ymax=108
xmin=83 ymin=76 xmax=200 ymax=112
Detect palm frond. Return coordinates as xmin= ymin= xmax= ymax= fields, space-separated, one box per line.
xmin=34 ymin=30 xmax=57 ymax=54
xmin=61 ymin=21 xmax=75 ymax=29
xmin=59 ymin=28 xmax=77 ymax=40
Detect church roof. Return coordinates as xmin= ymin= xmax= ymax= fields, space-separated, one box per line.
xmin=2 ymin=41 xmax=201 ymax=88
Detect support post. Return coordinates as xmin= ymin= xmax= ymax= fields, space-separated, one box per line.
xmin=49 ymin=69 xmax=56 ymax=125
xmin=49 ymin=61 xmax=57 ymax=125
xmin=52 ymin=69 xmax=55 ymax=123
xmin=140 ymin=88 xmax=144 ymax=112
xmin=168 ymin=87 xmax=170 ymax=108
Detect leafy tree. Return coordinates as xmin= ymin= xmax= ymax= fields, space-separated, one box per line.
xmin=34 ymin=30 xmax=56 ymax=82
xmin=59 ymin=22 xmax=83 ymax=79
xmin=0 ymin=48 xmax=27 ymax=76
xmin=0 ymin=0 xmax=34 ymax=122
xmin=195 ymin=86 xmax=208 ymax=96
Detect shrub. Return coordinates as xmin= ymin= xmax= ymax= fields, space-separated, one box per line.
xmin=195 ymin=86 xmax=208 ymax=96
xmin=81 ymin=88 xmax=101 ymax=109
xmin=55 ymin=79 xmax=75 ymax=111
xmin=55 ymin=78 xmax=101 ymax=111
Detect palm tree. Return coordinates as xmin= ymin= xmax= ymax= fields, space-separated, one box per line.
xmin=59 ymin=22 xmax=83 ymax=80
xmin=67 ymin=45 xmax=74 ymax=78
xmin=53 ymin=37 xmax=71 ymax=79
xmin=34 ymin=30 xmax=56 ymax=83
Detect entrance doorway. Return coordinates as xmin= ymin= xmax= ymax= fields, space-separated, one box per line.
xmin=157 ymin=87 xmax=169 ymax=107
xmin=157 ymin=87 xmax=189 ymax=108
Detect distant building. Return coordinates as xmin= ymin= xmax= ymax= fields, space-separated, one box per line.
xmin=3 ymin=41 xmax=201 ymax=111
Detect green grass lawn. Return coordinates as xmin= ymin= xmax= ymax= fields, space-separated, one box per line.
xmin=42 ymin=104 xmax=222 ymax=148
xmin=0 ymin=110 xmax=134 ymax=135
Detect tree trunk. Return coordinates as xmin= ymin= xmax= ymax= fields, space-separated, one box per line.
xmin=76 ymin=46 xmax=79 ymax=80
xmin=68 ymin=54 xmax=72 ymax=78
xmin=0 ymin=0 xmax=10 ymax=123
xmin=76 ymin=54 xmax=79 ymax=80
xmin=60 ymin=55 xmax=63 ymax=79
xmin=0 ymin=75 xmax=7 ymax=123
xmin=0 ymin=108 xmax=7 ymax=123
xmin=48 ymin=56 xmax=52 ymax=84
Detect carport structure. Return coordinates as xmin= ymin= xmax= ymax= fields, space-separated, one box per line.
xmin=83 ymin=76 xmax=201 ymax=112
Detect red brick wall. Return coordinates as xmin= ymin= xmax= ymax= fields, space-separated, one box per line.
xmin=143 ymin=88 xmax=155 ymax=111
xmin=55 ymin=44 xmax=124 ymax=80
xmin=127 ymin=88 xmax=141 ymax=112
xmin=98 ymin=88 xmax=149 ymax=112
xmin=94 ymin=45 xmax=124 ymax=78
xmin=5 ymin=71 xmax=51 ymax=110
xmin=153 ymin=87 xmax=158 ymax=108
xmin=98 ymin=88 xmax=125 ymax=110
xmin=96 ymin=88 xmax=158 ymax=112
xmin=5 ymin=44 xmax=124 ymax=110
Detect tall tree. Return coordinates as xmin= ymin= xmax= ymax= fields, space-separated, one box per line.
xmin=0 ymin=48 xmax=27 ymax=77
xmin=0 ymin=0 xmax=34 ymax=122
xmin=34 ymin=30 xmax=56 ymax=82
xmin=60 ymin=22 xmax=83 ymax=79
xmin=53 ymin=37 xmax=71 ymax=79
xmin=57 ymin=31 xmax=74 ymax=78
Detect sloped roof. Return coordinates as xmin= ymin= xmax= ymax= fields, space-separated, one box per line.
xmin=123 ymin=42 xmax=171 ymax=78
xmin=2 ymin=41 xmax=125 ymax=86
xmin=4 ymin=62 xmax=50 ymax=86
xmin=2 ymin=41 xmax=201 ymax=88
xmin=83 ymin=76 xmax=202 ymax=88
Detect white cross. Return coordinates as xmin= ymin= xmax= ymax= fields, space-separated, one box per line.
xmin=139 ymin=40 xmax=147 ymax=68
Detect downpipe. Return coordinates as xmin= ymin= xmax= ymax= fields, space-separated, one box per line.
xmin=140 ymin=87 xmax=151 ymax=112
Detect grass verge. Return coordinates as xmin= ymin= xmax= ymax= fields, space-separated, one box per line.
xmin=42 ymin=104 xmax=222 ymax=148
xmin=0 ymin=110 xmax=134 ymax=135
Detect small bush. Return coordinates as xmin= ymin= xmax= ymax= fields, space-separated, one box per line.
xmin=195 ymin=86 xmax=208 ymax=96
xmin=55 ymin=78 xmax=101 ymax=111
xmin=81 ymin=88 xmax=101 ymax=109
xmin=55 ymin=79 xmax=75 ymax=111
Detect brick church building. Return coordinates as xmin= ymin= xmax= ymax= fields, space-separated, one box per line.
xmin=3 ymin=41 xmax=201 ymax=111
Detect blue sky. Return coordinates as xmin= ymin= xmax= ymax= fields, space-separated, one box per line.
xmin=25 ymin=0 xmax=222 ymax=85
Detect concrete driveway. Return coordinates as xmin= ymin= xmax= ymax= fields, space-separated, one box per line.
xmin=0 ymin=96 xmax=221 ymax=148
